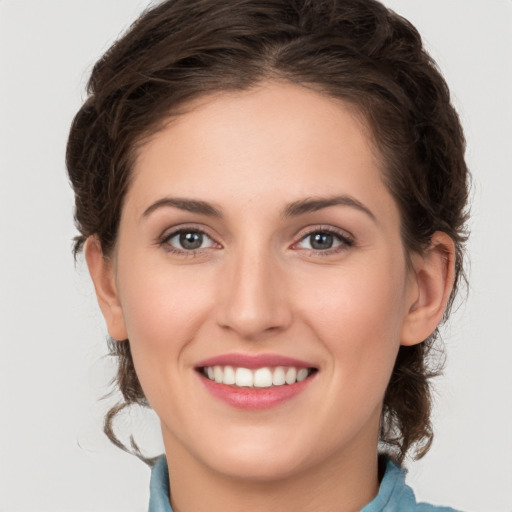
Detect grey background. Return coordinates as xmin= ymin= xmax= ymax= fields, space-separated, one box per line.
xmin=0 ymin=1 xmax=511 ymax=510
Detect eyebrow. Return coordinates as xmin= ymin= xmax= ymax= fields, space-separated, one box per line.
xmin=142 ymin=197 xmax=223 ymax=218
xmin=141 ymin=194 xmax=376 ymax=222
xmin=283 ymin=195 xmax=376 ymax=221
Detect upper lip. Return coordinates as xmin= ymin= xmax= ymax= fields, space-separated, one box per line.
xmin=195 ymin=353 xmax=316 ymax=370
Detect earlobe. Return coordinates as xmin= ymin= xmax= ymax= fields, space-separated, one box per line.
xmin=400 ymin=232 xmax=456 ymax=346
xmin=84 ymin=236 xmax=128 ymax=341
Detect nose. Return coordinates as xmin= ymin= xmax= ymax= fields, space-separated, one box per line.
xmin=215 ymin=247 xmax=292 ymax=341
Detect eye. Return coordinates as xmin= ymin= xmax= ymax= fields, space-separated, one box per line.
xmin=163 ymin=229 xmax=217 ymax=252
xmin=295 ymin=229 xmax=353 ymax=253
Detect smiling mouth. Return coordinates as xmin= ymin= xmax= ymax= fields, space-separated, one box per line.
xmin=199 ymin=365 xmax=317 ymax=388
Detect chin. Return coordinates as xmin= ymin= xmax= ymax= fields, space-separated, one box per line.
xmin=187 ymin=425 xmax=329 ymax=482
xmin=207 ymin=448 xmax=311 ymax=482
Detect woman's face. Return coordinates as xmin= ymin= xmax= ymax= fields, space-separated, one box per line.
xmin=105 ymin=82 xmax=419 ymax=480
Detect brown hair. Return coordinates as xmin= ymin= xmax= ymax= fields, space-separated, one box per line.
xmin=67 ymin=0 xmax=469 ymax=465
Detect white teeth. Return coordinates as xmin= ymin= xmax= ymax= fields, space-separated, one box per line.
xmin=223 ymin=365 xmax=235 ymax=385
xmin=203 ymin=365 xmax=313 ymax=387
xmin=285 ymin=367 xmax=297 ymax=385
xmin=272 ymin=366 xmax=286 ymax=386
xmin=214 ymin=366 xmax=223 ymax=383
xmin=297 ymin=368 xmax=309 ymax=382
xmin=235 ymin=367 xmax=253 ymax=387
xmin=253 ymin=368 xmax=273 ymax=388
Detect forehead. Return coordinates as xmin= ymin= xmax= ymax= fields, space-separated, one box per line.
xmin=127 ymin=81 xmax=397 ymax=223
xmin=137 ymin=81 xmax=380 ymax=166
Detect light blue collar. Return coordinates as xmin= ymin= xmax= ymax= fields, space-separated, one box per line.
xmin=148 ymin=455 xmax=172 ymax=512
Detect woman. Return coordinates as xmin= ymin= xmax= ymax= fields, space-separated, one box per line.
xmin=66 ymin=0 xmax=469 ymax=510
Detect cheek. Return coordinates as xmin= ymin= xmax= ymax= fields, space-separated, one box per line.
xmin=116 ymin=257 xmax=216 ymax=378
xmin=294 ymin=254 xmax=407 ymax=376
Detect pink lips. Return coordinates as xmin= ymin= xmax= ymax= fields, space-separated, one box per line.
xmin=195 ymin=353 xmax=317 ymax=410
xmin=196 ymin=353 xmax=313 ymax=370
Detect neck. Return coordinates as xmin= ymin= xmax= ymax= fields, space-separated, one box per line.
xmin=163 ymin=432 xmax=380 ymax=512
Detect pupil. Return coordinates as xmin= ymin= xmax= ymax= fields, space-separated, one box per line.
xmin=180 ymin=232 xmax=203 ymax=250
xmin=311 ymin=232 xmax=333 ymax=250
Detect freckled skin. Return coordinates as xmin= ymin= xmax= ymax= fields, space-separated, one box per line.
xmin=88 ymin=81 xmax=452 ymax=512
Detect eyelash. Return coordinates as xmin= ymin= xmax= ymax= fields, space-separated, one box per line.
xmin=159 ymin=225 xmax=354 ymax=257
xmin=293 ymin=226 xmax=354 ymax=256
xmin=159 ymin=226 xmax=219 ymax=257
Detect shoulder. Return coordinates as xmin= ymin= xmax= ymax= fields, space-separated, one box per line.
xmin=361 ymin=457 xmax=463 ymax=512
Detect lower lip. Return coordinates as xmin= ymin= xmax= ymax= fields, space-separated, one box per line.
xmin=199 ymin=373 xmax=315 ymax=410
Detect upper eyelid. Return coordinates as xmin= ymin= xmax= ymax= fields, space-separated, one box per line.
xmin=160 ymin=223 xmax=218 ymax=240
xmin=294 ymin=225 xmax=354 ymax=242
xmin=166 ymin=229 xmax=215 ymax=243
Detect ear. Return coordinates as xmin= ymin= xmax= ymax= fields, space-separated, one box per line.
xmin=84 ymin=236 xmax=128 ymax=341
xmin=400 ymin=232 xmax=456 ymax=346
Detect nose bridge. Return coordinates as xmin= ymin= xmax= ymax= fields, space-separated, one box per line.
xmin=216 ymin=237 xmax=291 ymax=339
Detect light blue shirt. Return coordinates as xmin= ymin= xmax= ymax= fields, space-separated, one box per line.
xmin=148 ymin=455 xmax=461 ymax=512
